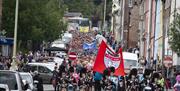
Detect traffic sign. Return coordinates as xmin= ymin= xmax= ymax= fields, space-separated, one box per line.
xmin=164 ymin=56 xmax=173 ymax=68
xmin=68 ymin=52 xmax=77 ymax=60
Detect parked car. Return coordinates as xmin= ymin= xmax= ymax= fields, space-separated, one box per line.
xmin=0 ymin=70 xmax=28 ymax=91
xmin=0 ymin=84 xmax=10 ymax=91
xmin=47 ymin=56 xmax=64 ymax=66
xmin=20 ymin=72 xmax=34 ymax=91
xmin=21 ymin=63 xmax=55 ymax=84
xmin=123 ymin=52 xmax=143 ymax=73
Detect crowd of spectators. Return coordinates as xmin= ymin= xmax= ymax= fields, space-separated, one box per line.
xmin=69 ymin=30 xmax=96 ymax=53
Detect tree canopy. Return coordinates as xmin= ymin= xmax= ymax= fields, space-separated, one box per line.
xmin=2 ymin=0 xmax=67 ymax=51
xmin=63 ymin=0 xmax=112 ymax=20
xmin=169 ymin=13 xmax=180 ymax=56
xmin=2 ymin=0 xmax=112 ymax=52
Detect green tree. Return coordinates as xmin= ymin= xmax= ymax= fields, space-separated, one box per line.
xmin=63 ymin=0 xmax=112 ymax=20
xmin=2 ymin=0 xmax=66 ymax=51
xmin=169 ymin=13 xmax=180 ymax=56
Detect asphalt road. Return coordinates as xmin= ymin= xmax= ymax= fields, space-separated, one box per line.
xmin=43 ymin=84 xmax=174 ymax=91
xmin=43 ymin=84 xmax=54 ymax=91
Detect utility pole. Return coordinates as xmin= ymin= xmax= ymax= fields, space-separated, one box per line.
xmin=161 ymin=0 xmax=166 ymax=77
xmin=11 ymin=0 xmax=19 ymax=71
xmin=112 ymin=0 xmax=121 ymax=42
xmin=139 ymin=0 xmax=144 ymax=58
xmin=121 ymin=0 xmax=125 ymax=45
xmin=174 ymin=0 xmax=177 ymax=22
xmin=146 ymin=0 xmax=152 ymax=66
xmin=111 ymin=4 xmax=114 ymax=33
xmin=103 ymin=0 xmax=107 ymax=31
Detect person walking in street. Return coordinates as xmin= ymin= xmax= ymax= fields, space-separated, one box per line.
xmin=174 ymin=75 xmax=180 ymax=91
xmin=51 ymin=66 xmax=59 ymax=91
xmin=33 ymin=71 xmax=44 ymax=91
xmin=157 ymin=72 xmax=165 ymax=91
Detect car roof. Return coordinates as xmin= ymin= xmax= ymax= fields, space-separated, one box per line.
xmin=19 ymin=72 xmax=31 ymax=75
xmin=0 ymin=70 xmax=18 ymax=74
xmin=123 ymin=52 xmax=138 ymax=60
xmin=28 ymin=63 xmax=55 ymax=71
xmin=28 ymin=62 xmax=55 ymax=65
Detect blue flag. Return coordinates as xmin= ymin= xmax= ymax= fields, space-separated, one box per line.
xmin=83 ymin=41 xmax=96 ymax=50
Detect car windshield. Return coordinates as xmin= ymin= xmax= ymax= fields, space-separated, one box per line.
xmin=124 ymin=59 xmax=137 ymax=67
xmin=20 ymin=74 xmax=33 ymax=84
xmin=0 ymin=72 xmax=18 ymax=90
xmin=79 ymin=20 xmax=89 ymax=26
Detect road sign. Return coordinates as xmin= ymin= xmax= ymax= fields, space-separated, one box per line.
xmin=164 ymin=56 xmax=173 ymax=68
xmin=68 ymin=52 xmax=77 ymax=61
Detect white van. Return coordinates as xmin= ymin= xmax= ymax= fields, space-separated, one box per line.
xmin=123 ymin=52 xmax=142 ymax=73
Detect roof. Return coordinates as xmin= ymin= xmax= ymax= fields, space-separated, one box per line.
xmin=64 ymin=12 xmax=82 ymax=17
xmin=28 ymin=63 xmax=55 ymax=71
xmin=123 ymin=52 xmax=138 ymax=60
xmin=19 ymin=72 xmax=31 ymax=75
xmin=0 ymin=70 xmax=17 ymax=73
xmin=68 ymin=17 xmax=88 ymax=20
xmin=44 ymin=47 xmax=68 ymax=52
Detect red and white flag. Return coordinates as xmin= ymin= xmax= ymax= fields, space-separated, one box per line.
xmin=93 ymin=40 xmax=125 ymax=76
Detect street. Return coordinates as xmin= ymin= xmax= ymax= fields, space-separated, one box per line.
xmin=43 ymin=84 xmax=54 ymax=91
xmin=42 ymin=85 xmax=174 ymax=91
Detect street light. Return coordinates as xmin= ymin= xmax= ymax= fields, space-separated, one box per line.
xmin=11 ymin=0 xmax=19 ymax=71
xmin=103 ymin=0 xmax=107 ymax=31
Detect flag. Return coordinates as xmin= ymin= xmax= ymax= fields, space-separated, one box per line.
xmin=117 ymin=47 xmax=125 ymax=76
xmin=83 ymin=41 xmax=96 ymax=50
xmin=93 ymin=40 xmax=125 ymax=76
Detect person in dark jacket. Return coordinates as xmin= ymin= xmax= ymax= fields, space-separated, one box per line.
xmin=33 ymin=71 xmax=44 ymax=91
xmin=51 ymin=66 xmax=59 ymax=91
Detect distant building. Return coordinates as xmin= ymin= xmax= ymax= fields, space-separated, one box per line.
xmin=63 ymin=12 xmax=82 ymax=20
xmin=126 ymin=0 xmax=141 ymax=49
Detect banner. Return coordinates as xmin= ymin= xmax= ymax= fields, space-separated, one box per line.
xmin=83 ymin=41 xmax=96 ymax=50
xmin=93 ymin=40 xmax=125 ymax=76
xmin=79 ymin=26 xmax=89 ymax=33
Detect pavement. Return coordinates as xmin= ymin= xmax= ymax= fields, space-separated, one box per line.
xmin=43 ymin=84 xmax=174 ymax=91
xmin=43 ymin=84 xmax=54 ymax=91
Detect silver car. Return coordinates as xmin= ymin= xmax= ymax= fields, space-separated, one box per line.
xmin=20 ymin=72 xmax=34 ymax=91
xmin=0 ymin=70 xmax=28 ymax=91
xmin=22 ymin=63 xmax=55 ymax=84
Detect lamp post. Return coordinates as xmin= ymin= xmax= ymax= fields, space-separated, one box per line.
xmin=146 ymin=0 xmax=152 ymax=68
xmin=161 ymin=0 xmax=166 ymax=77
xmin=103 ymin=0 xmax=107 ymax=31
xmin=11 ymin=0 xmax=19 ymax=71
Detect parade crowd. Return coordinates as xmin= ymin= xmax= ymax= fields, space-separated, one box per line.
xmin=0 ymin=30 xmax=179 ymax=91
